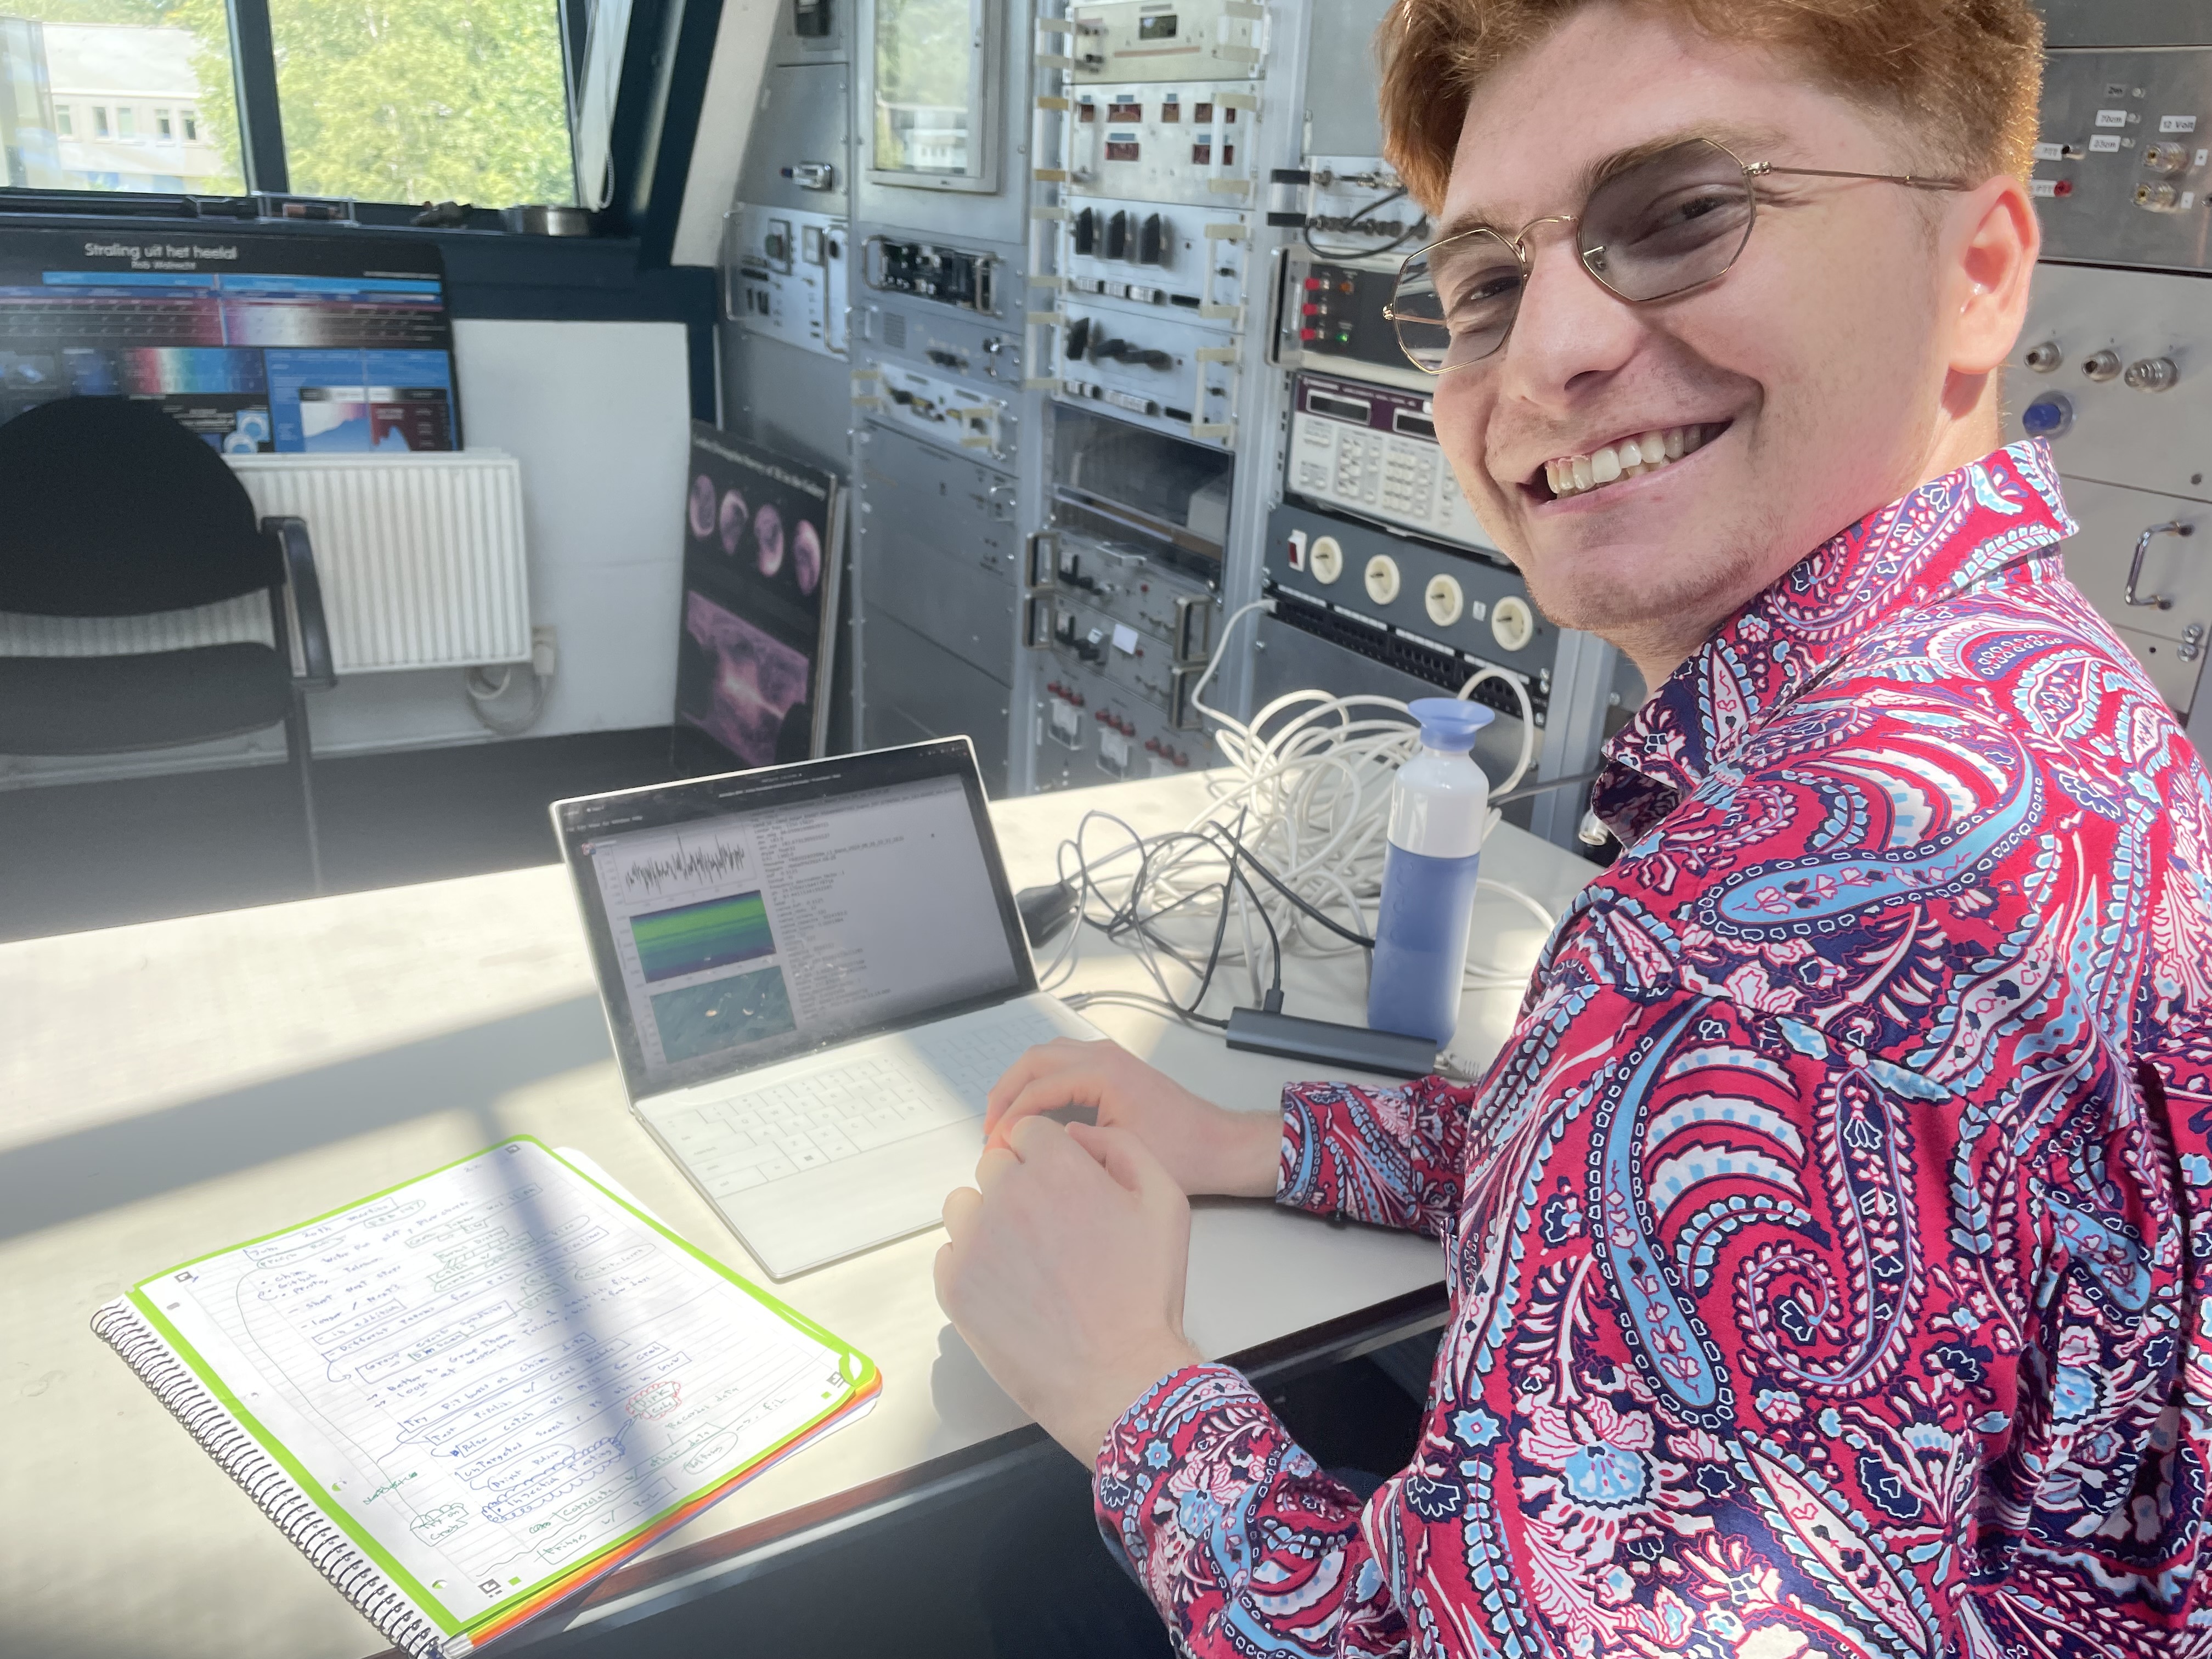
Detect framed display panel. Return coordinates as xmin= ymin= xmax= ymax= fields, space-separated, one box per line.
xmin=863 ymin=0 xmax=1001 ymax=194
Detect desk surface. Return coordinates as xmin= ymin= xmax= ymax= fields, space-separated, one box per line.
xmin=0 ymin=772 xmax=1596 ymax=1658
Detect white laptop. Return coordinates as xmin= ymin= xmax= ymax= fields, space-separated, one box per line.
xmin=551 ymin=738 xmax=1104 ymax=1278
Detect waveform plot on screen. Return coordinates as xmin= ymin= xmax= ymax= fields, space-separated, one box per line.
xmin=618 ymin=833 xmax=749 ymax=900
xmin=631 ymin=890 xmax=777 ymax=983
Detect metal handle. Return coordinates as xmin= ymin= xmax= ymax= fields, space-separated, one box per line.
xmin=2126 ymin=520 xmax=2193 ymax=610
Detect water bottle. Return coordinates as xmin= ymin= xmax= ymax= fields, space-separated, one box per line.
xmin=1368 ymin=698 xmax=1493 ymax=1046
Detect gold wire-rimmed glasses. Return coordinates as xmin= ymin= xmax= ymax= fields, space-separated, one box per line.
xmin=1381 ymin=136 xmax=1971 ymax=375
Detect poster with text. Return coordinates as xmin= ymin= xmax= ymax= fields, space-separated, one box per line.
xmin=673 ymin=422 xmax=842 ymax=772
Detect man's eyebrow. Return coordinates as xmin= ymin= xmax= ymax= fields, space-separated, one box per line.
xmin=1430 ymin=122 xmax=1791 ymax=244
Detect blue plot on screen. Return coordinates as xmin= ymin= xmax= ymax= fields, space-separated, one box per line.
xmin=630 ymin=890 xmax=777 ymax=982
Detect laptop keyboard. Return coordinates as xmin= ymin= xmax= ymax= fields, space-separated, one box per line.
xmin=658 ymin=1001 xmax=1073 ymax=1201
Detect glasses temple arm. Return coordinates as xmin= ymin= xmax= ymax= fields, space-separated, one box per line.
xmin=1748 ymin=161 xmax=1973 ymax=193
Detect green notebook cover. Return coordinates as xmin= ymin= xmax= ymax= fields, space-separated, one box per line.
xmin=93 ymin=1136 xmax=880 ymax=1656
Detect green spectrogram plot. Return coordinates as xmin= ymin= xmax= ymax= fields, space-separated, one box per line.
xmin=651 ymin=967 xmax=797 ymax=1063
xmin=631 ymin=890 xmax=776 ymax=983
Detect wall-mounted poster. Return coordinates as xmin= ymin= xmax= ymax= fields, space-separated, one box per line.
xmin=0 ymin=228 xmax=458 ymax=453
xmin=673 ymin=422 xmax=843 ymax=772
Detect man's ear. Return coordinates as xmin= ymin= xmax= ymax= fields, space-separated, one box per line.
xmin=1946 ymin=173 xmax=2040 ymax=377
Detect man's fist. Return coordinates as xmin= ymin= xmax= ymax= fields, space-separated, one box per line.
xmin=935 ymin=1115 xmax=1202 ymax=1464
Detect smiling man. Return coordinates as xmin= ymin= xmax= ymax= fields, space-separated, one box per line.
xmin=935 ymin=1 xmax=2212 ymax=1654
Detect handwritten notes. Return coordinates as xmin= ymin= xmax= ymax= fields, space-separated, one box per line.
xmin=139 ymin=1140 xmax=865 ymax=1627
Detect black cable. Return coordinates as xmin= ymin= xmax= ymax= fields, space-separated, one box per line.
xmin=1208 ymin=823 xmax=1377 ymax=950
xmin=1302 ymin=184 xmax=1427 ymax=261
xmin=1181 ymin=808 xmax=1248 ymax=1013
xmin=1493 ymin=766 xmax=1605 ymax=805
xmin=1188 ymin=821 xmax=1285 ymax=995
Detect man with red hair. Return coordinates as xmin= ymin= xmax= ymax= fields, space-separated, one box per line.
xmin=939 ymin=2 xmax=2212 ymax=1652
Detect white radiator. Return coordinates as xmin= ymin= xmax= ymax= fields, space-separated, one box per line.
xmin=0 ymin=450 xmax=532 ymax=673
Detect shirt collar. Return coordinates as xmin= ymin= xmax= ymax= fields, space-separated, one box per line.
xmin=1592 ymin=440 xmax=2076 ymax=845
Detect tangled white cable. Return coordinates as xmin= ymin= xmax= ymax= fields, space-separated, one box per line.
xmin=1041 ymin=598 xmax=1568 ymax=1032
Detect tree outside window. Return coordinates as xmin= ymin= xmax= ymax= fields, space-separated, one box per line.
xmin=3 ymin=0 xmax=573 ymax=204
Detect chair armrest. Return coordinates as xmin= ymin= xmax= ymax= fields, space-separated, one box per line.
xmin=266 ymin=516 xmax=337 ymax=690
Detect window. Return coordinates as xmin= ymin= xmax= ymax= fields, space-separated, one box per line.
xmin=870 ymin=0 xmax=998 ymax=194
xmin=270 ymin=0 xmax=574 ymax=205
xmin=0 ymin=2 xmax=572 ymax=204
xmin=0 ymin=8 xmax=245 ymax=194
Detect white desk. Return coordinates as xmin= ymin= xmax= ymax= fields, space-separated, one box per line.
xmin=0 ymin=772 xmax=1596 ymax=1658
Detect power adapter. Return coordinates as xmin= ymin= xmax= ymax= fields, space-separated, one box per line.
xmin=1224 ymin=992 xmax=1437 ymax=1079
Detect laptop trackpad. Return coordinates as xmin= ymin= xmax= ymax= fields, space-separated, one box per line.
xmin=720 ymin=1120 xmax=987 ymax=1279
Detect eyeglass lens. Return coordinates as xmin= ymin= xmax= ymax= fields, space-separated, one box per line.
xmin=1390 ymin=137 xmax=1758 ymax=373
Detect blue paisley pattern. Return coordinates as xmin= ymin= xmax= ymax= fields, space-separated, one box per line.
xmin=1093 ymin=442 xmax=2212 ymax=1657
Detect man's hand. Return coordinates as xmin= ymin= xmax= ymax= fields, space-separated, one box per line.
xmin=983 ymin=1037 xmax=1280 ymax=1198
xmin=935 ymin=1116 xmax=1203 ymax=1463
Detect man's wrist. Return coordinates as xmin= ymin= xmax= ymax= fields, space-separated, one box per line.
xmin=1208 ymin=1105 xmax=1283 ymax=1199
xmin=1040 ymin=1336 xmax=1205 ymax=1465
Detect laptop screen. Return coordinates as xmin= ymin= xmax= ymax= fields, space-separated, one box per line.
xmin=552 ymin=740 xmax=1034 ymax=1099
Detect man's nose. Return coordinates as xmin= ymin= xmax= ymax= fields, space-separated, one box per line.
xmin=1496 ymin=227 xmax=1644 ymax=407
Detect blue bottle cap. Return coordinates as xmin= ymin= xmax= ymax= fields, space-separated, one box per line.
xmin=1408 ymin=697 xmax=1495 ymax=752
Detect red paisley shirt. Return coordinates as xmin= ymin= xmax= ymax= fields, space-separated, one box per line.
xmin=1093 ymin=443 xmax=2212 ymax=1657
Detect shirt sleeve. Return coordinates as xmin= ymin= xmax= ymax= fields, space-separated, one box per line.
xmin=1093 ymin=1364 xmax=1409 ymax=1658
xmin=1276 ymin=1073 xmax=1479 ymax=1239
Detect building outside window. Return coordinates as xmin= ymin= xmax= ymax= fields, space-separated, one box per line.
xmin=0 ymin=3 xmax=574 ymax=205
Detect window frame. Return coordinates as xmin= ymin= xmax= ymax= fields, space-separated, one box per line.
xmin=9 ymin=0 xmax=594 ymax=208
xmin=0 ymin=0 xmax=727 ymax=278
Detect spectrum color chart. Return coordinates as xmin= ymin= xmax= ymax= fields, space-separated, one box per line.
xmin=631 ymin=891 xmax=777 ymax=983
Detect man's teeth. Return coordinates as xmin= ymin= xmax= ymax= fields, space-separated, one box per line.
xmin=1543 ymin=425 xmax=1716 ymax=499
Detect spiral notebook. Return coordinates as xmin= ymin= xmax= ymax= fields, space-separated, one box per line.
xmin=91 ymin=1136 xmax=880 ymax=1657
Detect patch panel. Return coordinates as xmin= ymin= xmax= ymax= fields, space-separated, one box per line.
xmin=1266 ymin=502 xmax=1554 ymax=723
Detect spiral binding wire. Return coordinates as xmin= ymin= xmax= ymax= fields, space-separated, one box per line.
xmin=91 ymin=1299 xmax=462 ymax=1659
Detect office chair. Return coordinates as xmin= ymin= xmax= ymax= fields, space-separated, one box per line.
xmin=0 ymin=397 xmax=338 ymax=891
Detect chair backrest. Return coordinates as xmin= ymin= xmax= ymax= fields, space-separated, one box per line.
xmin=0 ymin=397 xmax=280 ymax=617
